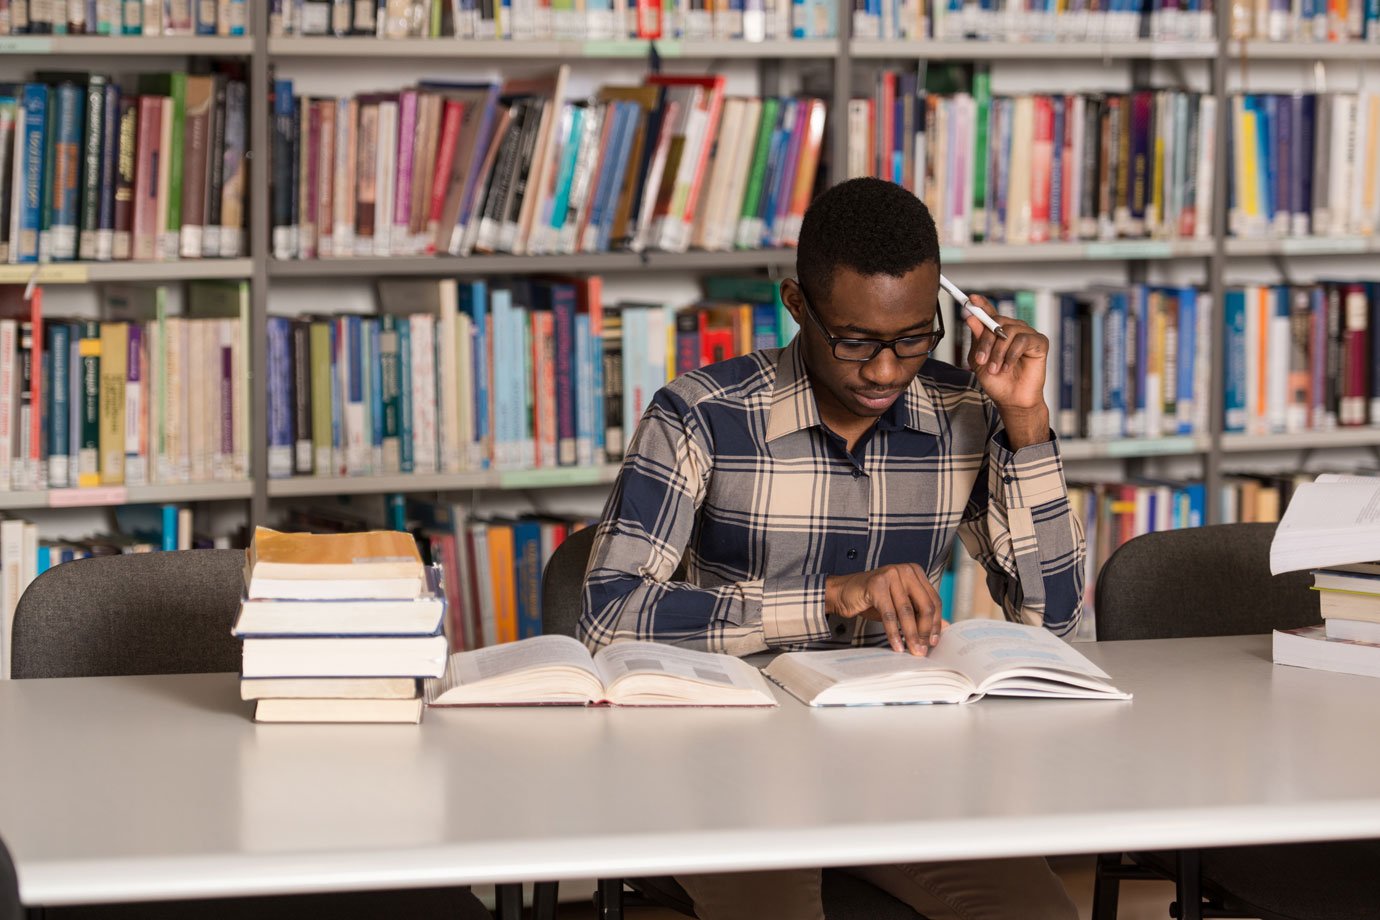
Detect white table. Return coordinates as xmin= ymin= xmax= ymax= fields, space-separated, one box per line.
xmin=2 ymin=634 xmax=1377 ymax=907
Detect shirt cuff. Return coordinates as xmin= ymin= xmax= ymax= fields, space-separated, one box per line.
xmin=760 ymin=574 xmax=831 ymax=648
xmin=989 ymin=430 xmax=1068 ymax=510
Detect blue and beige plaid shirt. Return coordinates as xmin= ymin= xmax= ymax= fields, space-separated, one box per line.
xmin=580 ymin=338 xmax=1085 ymax=656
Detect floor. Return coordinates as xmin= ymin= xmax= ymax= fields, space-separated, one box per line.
xmin=556 ymin=856 xmax=1183 ymax=919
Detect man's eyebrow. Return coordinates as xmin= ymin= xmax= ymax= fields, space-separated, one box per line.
xmin=841 ymin=316 xmax=935 ymax=337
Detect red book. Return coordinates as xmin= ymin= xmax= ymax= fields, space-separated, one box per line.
xmin=1061 ymin=96 xmax=1077 ymax=241
xmin=426 ymin=100 xmax=465 ymax=254
xmin=878 ymin=72 xmax=895 ymax=180
xmin=1029 ymin=95 xmax=1054 ymax=244
xmin=131 ymin=95 xmax=163 ymax=262
xmin=1342 ymin=284 xmax=1369 ymax=426
xmin=635 ymin=0 xmax=662 ymax=39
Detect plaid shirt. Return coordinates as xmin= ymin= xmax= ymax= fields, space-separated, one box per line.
xmin=580 ymin=339 xmax=1085 ymax=656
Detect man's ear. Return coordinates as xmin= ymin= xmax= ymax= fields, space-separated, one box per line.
xmin=780 ymin=278 xmax=807 ymax=326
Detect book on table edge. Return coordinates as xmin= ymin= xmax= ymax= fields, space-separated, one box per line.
xmin=1274 ymin=626 xmax=1380 ymax=680
xmin=234 ymin=566 xmax=444 ymax=635
xmin=241 ymin=634 xmax=448 ymax=679
xmin=240 ymin=676 xmax=419 ymax=700
xmin=253 ymin=696 xmax=423 ymax=723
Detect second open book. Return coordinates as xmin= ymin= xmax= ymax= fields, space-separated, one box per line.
xmin=424 ymin=620 xmax=1128 ymax=707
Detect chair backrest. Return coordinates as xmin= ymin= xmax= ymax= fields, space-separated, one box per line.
xmin=0 ymin=833 xmax=20 ymax=920
xmin=1094 ymin=523 xmax=1322 ymax=641
xmin=541 ymin=526 xmax=598 ymax=639
xmin=10 ymin=549 xmax=245 ymax=679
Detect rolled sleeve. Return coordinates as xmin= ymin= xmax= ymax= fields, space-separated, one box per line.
xmin=760 ymin=574 xmax=831 ymax=648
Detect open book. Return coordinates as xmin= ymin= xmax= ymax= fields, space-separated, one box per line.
xmin=1271 ymin=474 xmax=1380 ymax=575
xmin=763 ymin=620 xmax=1130 ymax=706
xmin=425 ymin=635 xmax=777 ymax=707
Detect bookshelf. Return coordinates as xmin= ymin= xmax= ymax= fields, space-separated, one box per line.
xmin=2 ymin=4 xmax=1378 ymax=538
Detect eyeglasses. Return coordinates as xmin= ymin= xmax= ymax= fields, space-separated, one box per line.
xmin=798 ymin=287 xmax=945 ymax=363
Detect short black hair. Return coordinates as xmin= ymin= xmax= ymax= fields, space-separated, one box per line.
xmin=796 ymin=178 xmax=941 ymax=305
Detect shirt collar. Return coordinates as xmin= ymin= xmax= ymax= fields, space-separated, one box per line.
xmin=765 ymin=338 xmax=943 ymax=442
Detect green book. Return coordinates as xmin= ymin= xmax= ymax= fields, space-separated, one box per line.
xmin=137 ymin=73 xmax=186 ymax=260
xmin=77 ymin=320 xmax=101 ymax=488
xmin=971 ymin=68 xmax=991 ymax=242
xmin=309 ymin=320 xmax=333 ymax=476
xmin=379 ymin=314 xmax=401 ymax=474
xmin=735 ymin=97 xmax=779 ymax=250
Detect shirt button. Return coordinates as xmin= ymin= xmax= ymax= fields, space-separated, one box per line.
xmin=851 ymin=469 xmax=862 ymax=479
xmin=1003 ymin=474 xmax=1014 ymax=484
xmin=846 ymin=548 xmax=858 ymax=560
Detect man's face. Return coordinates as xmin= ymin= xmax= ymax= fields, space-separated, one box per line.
xmin=786 ymin=263 xmax=942 ymax=422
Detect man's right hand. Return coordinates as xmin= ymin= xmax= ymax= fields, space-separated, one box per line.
xmin=824 ymin=564 xmax=944 ymax=656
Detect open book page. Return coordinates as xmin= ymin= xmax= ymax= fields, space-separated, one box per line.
xmin=425 ymin=635 xmax=604 ymax=705
xmin=594 ymin=642 xmax=778 ymax=706
xmin=924 ymin=620 xmax=1127 ymax=699
xmin=1272 ymin=480 xmax=1380 ymax=574
xmin=763 ymin=647 xmax=975 ymax=705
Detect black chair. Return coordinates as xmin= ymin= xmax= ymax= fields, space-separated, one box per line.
xmin=1092 ymin=523 xmax=1380 ymax=920
xmin=540 ymin=527 xmax=925 ymax=920
xmin=10 ymin=549 xmax=494 ymax=920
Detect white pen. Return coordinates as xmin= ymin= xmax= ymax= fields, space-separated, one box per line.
xmin=939 ymin=274 xmax=1008 ymax=341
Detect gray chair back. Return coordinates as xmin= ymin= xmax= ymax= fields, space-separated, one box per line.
xmin=0 ymin=834 xmax=19 ymax=920
xmin=541 ymin=526 xmax=598 ymax=639
xmin=1094 ymin=523 xmax=1321 ymax=641
xmin=11 ymin=549 xmax=245 ymax=679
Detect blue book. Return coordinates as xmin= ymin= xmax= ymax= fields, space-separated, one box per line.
xmin=756 ymin=101 xmax=794 ymax=247
xmin=595 ymin=106 xmax=639 ymax=253
xmin=1224 ymin=289 xmax=1247 ymax=432
xmin=459 ymin=280 xmax=490 ymax=469
xmin=545 ymin=281 xmax=578 ymax=466
xmin=1176 ymin=287 xmax=1197 ymax=434
xmin=489 ymin=285 xmax=515 ymax=469
xmin=96 ymin=82 xmax=119 ymax=260
xmin=161 ymin=504 xmax=177 ymax=552
xmin=397 ymin=316 xmax=415 ymax=473
xmin=1090 ymin=301 xmax=1105 ymax=439
xmin=1368 ymin=0 xmax=1380 ymax=39
xmin=1049 ymin=96 xmax=1066 ymax=238
xmin=792 ymin=0 xmax=808 ymax=36
xmin=1184 ymin=482 xmax=1206 ymax=528
xmin=16 ymin=84 xmax=47 ymax=264
xmin=1107 ymin=291 xmax=1128 ymax=439
xmin=267 ymin=317 xmax=294 ymax=478
xmin=1132 ymin=285 xmax=1150 ymax=436
xmin=584 ymin=103 xmax=629 ymax=252
xmin=195 ymin=0 xmax=216 ymax=32
xmin=589 ymin=309 xmax=605 ymax=460
xmin=751 ymin=302 xmax=777 ymax=351
xmin=47 ymin=82 xmax=83 ymax=261
xmin=1274 ymin=94 xmax=1291 ymax=234
xmin=938 ymin=565 xmax=954 ymax=624
xmin=1250 ymin=95 xmax=1273 ymax=227
xmin=512 ymin=518 xmax=543 ymax=639
xmin=36 ymin=545 xmax=50 ymax=575
xmin=1057 ymin=294 xmax=1079 ymax=438
xmin=574 ymin=313 xmax=593 ymax=467
xmin=47 ymin=323 xmax=70 ymax=486
xmin=547 ymin=105 xmax=584 ymax=237
xmin=344 ymin=315 xmax=363 ymax=473
xmin=1295 ymin=94 xmax=1316 ymax=234
xmin=366 ymin=318 xmax=384 ymax=470
xmin=387 ymin=494 xmax=406 ymax=532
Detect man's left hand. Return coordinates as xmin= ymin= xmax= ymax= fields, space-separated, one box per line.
xmin=962 ymin=295 xmax=1052 ymax=450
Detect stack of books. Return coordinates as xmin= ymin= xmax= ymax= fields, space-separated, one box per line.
xmin=235 ymin=527 xmax=448 ymax=724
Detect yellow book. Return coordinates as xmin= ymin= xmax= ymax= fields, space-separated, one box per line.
xmin=247 ymin=526 xmax=423 ymax=583
xmin=1150 ymin=93 xmax=1166 ymax=238
xmin=98 ymin=322 xmax=127 ymax=485
xmin=1240 ymin=108 xmax=1262 ymax=232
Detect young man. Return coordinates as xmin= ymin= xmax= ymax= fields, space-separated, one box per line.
xmin=579 ymin=178 xmax=1085 ymax=920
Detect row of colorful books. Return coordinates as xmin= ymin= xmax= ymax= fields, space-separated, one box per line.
xmin=265 ymin=274 xmax=795 ymax=477
xmin=850 ymin=74 xmax=1218 ymax=245
xmin=1226 ymin=0 xmax=1380 ymax=41
xmin=269 ymin=0 xmax=837 ymax=38
xmin=856 ymin=0 xmax=1214 ymax=41
xmin=1229 ymin=93 xmax=1380 ymax=241
xmin=1224 ymin=282 xmax=1380 ymax=435
xmin=270 ymin=71 xmax=824 ymax=261
xmin=951 ymin=285 xmax=1211 ymax=441
xmin=0 ymin=0 xmax=247 ymax=34
xmin=0 ymin=281 xmax=249 ymax=492
xmin=0 ymin=69 xmax=247 ymax=265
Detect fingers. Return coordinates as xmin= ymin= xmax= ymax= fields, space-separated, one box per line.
xmin=960 ymin=293 xmax=1000 ymax=341
xmin=887 ymin=578 xmax=926 ymax=656
xmin=995 ymin=331 xmax=1049 ymax=374
xmin=898 ymin=565 xmax=943 ymax=651
xmin=866 ymin=584 xmax=905 ymax=654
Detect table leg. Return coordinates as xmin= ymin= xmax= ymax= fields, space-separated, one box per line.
xmin=495 ymin=882 xmax=523 ymax=920
xmin=532 ymin=880 xmax=559 ymax=920
xmin=1175 ymin=850 xmax=1202 ymax=920
xmin=596 ymin=878 xmax=624 ymax=920
xmin=1091 ymin=853 xmax=1122 ymax=920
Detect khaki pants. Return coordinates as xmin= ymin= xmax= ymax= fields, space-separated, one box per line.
xmin=676 ymin=856 xmax=1079 ymax=920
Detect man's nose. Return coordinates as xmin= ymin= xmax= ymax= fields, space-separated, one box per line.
xmin=860 ymin=347 xmax=908 ymax=387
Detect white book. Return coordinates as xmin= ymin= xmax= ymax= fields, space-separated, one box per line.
xmin=469 ymin=521 xmax=497 ymax=647
xmin=178 ymin=507 xmax=192 ymax=551
xmin=0 ymin=517 xmax=22 ymax=680
xmin=1330 ymin=94 xmax=1356 ymax=238
xmin=1006 ymin=96 xmax=1034 ymax=245
xmin=1192 ymin=292 xmax=1212 ymax=435
xmin=240 ymin=676 xmax=418 ymax=700
xmin=426 ymin=635 xmax=777 ymax=707
xmin=1274 ymin=625 xmax=1380 ymax=680
xmin=1068 ymin=95 xmax=1086 ymax=242
xmin=436 ymin=279 xmax=461 ymax=473
xmin=692 ymin=97 xmax=745 ymax=253
xmin=1270 ymin=478 xmax=1380 ymax=574
xmin=409 ymin=313 xmax=438 ymax=475
xmin=242 ymin=635 xmax=448 ymax=679
xmin=658 ymin=87 xmax=708 ymax=253
xmin=374 ymin=99 xmax=397 ymax=258
xmin=334 ymin=98 xmax=356 ymax=257
xmin=765 ymin=620 xmax=1129 ymax=706
xmin=1268 ymin=302 xmax=1290 ymax=433
xmin=253 ymin=697 xmax=423 ymax=723
xmin=1195 ymin=96 xmax=1217 ymax=241
xmin=456 ymin=311 xmax=474 ymax=471
xmin=717 ymin=100 xmax=761 ymax=252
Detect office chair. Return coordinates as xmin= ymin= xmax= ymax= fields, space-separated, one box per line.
xmin=9 ymin=549 xmax=495 ymax=920
xmin=1 ymin=833 xmax=21 ymax=920
xmin=1094 ymin=523 xmax=1380 ymax=920
xmin=539 ymin=526 xmax=925 ymax=920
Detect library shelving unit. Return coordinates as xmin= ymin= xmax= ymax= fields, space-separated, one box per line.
xmin=5 ymin=0 xmax=1378 ymax=530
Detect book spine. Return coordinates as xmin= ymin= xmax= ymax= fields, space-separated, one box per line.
xmin=271 ymin=79 xmax=296 ymax=261
xmin=218 ymin=79 xmax=245 ymax=257
xmin=179 ymin=75 xmax=212 ymax=259
xmin=131 ymin=95 xmax=160 ymax=261
xmin=396 ymin=315 xmax=413 ymax=473
xmin=45 ymin=322 xmax=67 ymax=486
xmin=379 ymin=314 xmax=400 ymax=473
xmin=161 ymin=73 xmax=184 ymax=258
xmin=267 ymin=316 xmax=294 ymax=477
xmin=308 ymin=321 xmax=331 ymax=475
xmin=203 ymin=75 xmax=226 ymax=258
xmin=392 ymin=90 xmax=417 ymax=256
xmin=97 ymin=322 xmax=125 ymax=484
xmin=111 ymin=94 xmax=135 ymax=260
xmin=76 ymin=77 xmax=104 ymax=261
xmin=290 ymin=318 xmax=312 ymax=474
xmin=123 ymin=321 xmax=144 ymax=484
xmin=76 ymin=321 xmax=98 ymax=487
